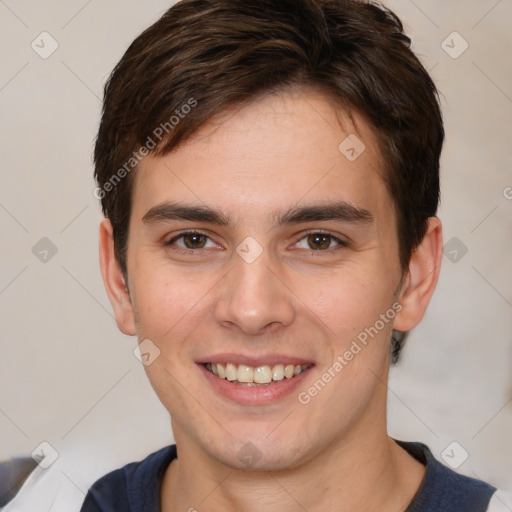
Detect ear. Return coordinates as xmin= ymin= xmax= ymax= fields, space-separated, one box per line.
xmin=99 ymin=218 xmax=136 ymax=335
xmin=393 ymin=217 xmax=443 ymax=332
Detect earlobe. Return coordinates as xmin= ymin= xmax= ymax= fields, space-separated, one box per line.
xmin=393 ymin=217 xmax=443 ymax=332
xmin=99 ymin=218 xmax=136 ymax=336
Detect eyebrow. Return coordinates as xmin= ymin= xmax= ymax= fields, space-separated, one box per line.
xmin=142 ymin=202 xmax=230 ymax=226
xmin=274 ymin=202 xmax=373 ymax=225
xmin=142 ymin=201 xmax=373 ymax=227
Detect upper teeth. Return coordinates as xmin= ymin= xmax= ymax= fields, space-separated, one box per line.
xmin=205 ymin=363 xmax=310 ymax=385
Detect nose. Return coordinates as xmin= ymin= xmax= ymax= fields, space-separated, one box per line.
xmin=213 ymin=248 xmax=295 ymax=336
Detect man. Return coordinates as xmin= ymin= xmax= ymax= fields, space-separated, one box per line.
xmin=81 ymin=0 xmax=500 ymax=510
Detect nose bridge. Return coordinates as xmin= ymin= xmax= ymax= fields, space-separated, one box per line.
xmin=213 ymin=247 xmax=295 ymax=335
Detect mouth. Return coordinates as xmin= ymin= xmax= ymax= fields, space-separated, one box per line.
xmin=203 ymin=362 xmax=312 ymax=386
xmin=198 ymin=358 xmax=314 ymax=405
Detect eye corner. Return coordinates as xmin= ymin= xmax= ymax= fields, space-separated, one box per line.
xmin=293 ymin=230 xmax=349 ymax=252
xmin=163 ymin=230 xmax=221 ymax=251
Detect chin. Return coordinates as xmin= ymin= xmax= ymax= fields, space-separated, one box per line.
xmin=201 ymin=434 xmax=313 ymax=473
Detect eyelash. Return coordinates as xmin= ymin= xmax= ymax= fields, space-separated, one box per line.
xmin=164 ymin=230 xmax=218 ymax=253
xmin=164 ymin=230 xmax=348 ymax=254
xmin=296 ymin=230 xmax=349 ymax=251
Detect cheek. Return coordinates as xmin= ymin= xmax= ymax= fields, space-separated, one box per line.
xmin=130 ymin=270 xmax=212 ymax=343
xmin=297 ymin=274 xmax=395 ymax=343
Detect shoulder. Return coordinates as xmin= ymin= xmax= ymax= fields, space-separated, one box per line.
xmin=395 ymin=440 xmax=497 ymax=512
xmin=80 ymin=445 xmax=177 ymax=512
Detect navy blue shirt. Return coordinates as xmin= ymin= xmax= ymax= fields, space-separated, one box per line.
xmin=80 ymin=440 xmax=496 ymax=511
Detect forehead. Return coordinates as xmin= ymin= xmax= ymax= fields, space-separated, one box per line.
xmin=131 ymin=88 xmax=392 ymax=225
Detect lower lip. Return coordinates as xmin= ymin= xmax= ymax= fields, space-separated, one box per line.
xmin=198 ymin=364 xmax=313 ymax=405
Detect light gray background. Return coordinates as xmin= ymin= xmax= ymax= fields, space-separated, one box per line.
xmin=1 ymin=0 xmax=511 ymax=497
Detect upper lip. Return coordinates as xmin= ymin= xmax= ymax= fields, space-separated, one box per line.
xmin=197 ymin=353 xmax=315 ymax=367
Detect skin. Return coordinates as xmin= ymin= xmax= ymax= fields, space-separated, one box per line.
xmin=100 ymin=87 xmax=443 ymax=511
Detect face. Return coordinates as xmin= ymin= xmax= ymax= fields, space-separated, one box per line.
xmin=111 ymin=89 xmax=412 ymax=470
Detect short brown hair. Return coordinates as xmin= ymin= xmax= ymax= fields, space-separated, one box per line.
xmin=94 ymin=0 xmax=444 ymax=362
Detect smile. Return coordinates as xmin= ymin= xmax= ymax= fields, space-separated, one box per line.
xmin=204 ymin=362 xmax=312 ymax=386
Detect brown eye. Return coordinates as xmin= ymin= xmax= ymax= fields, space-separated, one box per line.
xmin=166 ymin=231 xmax=216 ymax=250
xmin=182 ymin=232 xmax=208 ymax=249
xmin=307 ymin=233 xmax=333 ymax=250
xmin=294 ymin=232 xmax=346 ymax=252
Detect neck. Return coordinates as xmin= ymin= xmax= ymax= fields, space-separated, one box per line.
xmin=161 ymin=413 xmax=425 ymax=511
